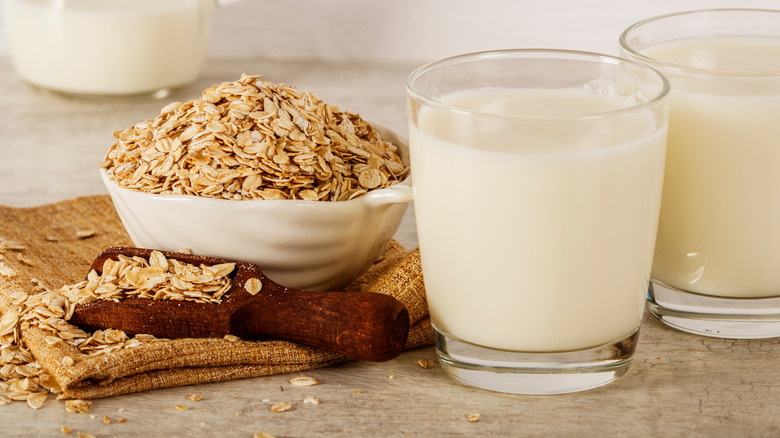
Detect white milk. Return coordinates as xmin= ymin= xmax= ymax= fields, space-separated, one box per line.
xmin=645 ymin=37 xmax=780 ymax=298
xmin=3 ymin=0 xmax=212 ymax=95
xmin=409 ymin=88 xmax=666 ymax=352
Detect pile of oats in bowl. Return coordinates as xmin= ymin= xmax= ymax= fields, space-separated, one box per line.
xmin=100 ymin=74 xmax=409 ymax=202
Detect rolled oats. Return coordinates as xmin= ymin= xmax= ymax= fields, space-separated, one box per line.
xmin=244 ymin=278 xmax=262 ymax=295
xmin=64 ymin=399 xmax=92 ymax=414
xmin=0 ymin=238 xmax=25 ymax=252
xmin=417 ymin=358 xmax=435 ymax=369
xmin=26 ymin=391 xmax=47 ymax=409
xmin=302 ymin=396 xmax=320 ymax=405
xmin=75 ymin=230 xmax=96 ymax=239
xmin=288 ymin=376 xmax=319 ymax=387
xmin=270 ymin=401 xmax=292 ymax=413
xmin=0 ymin=262 xmax=17 ymax=278
xmin=16 ymin=254 xmax=36 ymax=267
xmin=0 ymin=250 xmax=235 ymax=409
xmin=100 ymin=74 xmax=408 ymax=202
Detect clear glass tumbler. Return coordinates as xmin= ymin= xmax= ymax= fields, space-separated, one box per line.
xmin=406 ymin=49 xmax=670 ymax=394
xmin=3 ymin=0 xmax=215 ymax=98
xmin=620 ymin=9 xmax=780 ymax=339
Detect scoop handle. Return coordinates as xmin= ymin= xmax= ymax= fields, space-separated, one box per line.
xmin=232 ymin=288 xmax=410 ymax=362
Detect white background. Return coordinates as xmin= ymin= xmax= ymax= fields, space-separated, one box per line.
xmin=1 ymin=0 xmax=779 ymax=62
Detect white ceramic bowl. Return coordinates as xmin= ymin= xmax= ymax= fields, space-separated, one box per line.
xmin=101 ymin=124 xmax=412 ymax=291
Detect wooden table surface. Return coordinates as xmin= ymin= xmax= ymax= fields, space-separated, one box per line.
xmin=1 ymin=57 xmax=779 ymax=437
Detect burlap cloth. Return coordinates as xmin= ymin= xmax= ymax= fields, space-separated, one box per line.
xmin=0 ymin=195 xmax=431 ymax=400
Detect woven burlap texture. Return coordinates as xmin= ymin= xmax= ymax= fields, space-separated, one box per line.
xmin=0 ymin=195 xmax=431 ymax=400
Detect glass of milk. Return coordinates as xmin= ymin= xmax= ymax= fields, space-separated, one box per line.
xmin=620 ymin=9 xmax=780 ymax=339
xmin=3 ymin=0 xmax=215 ymax=97
xmin=406 ymin=49 xmax=670 ymax=394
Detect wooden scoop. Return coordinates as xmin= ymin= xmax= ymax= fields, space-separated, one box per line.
xmin=68 ymin=247 xmax=410 ymax=362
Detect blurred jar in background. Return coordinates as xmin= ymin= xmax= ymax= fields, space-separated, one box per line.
xmin=3 ymin=0 xmax=215 ymax=97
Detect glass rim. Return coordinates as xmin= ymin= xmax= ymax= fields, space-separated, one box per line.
xmin=406 ymin=48 xmax=670 ymax=122
xmin=619 ymin=8 xmax=780 ymax=80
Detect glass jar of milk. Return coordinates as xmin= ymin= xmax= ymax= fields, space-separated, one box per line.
xmin=620 ymin=9 xmax=780 ymax=339
xmin=3 ymin=0 xmax=215 ymax=97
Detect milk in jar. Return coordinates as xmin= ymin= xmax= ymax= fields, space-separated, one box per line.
xmin=645 ymin=36 xmax=780 ymax=298
xmin=3 ymin=0 xmax=213 ymax=95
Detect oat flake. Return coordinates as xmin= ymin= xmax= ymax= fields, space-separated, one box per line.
xmin=270 ymin=401 xmax=292 ymax=413
xmin=289 ymin=376 xmax=319 ymax=387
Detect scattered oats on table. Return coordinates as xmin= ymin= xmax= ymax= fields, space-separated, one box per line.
xmin=288 ymin=376 xmax=319 ymax=387
xmin=64 ymin=399 xmax=92 ymax=414
xmin=417 ymin=358 xmax=435 ymax=369
xmin=467 ymin=413 xmax=481 ymax=422
xmin=270 ymin=401 xmax=292 ymax=413
xmin=99 ymin=74 xmax=409 ymax=202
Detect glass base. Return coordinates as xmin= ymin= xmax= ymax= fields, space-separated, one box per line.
xmin=24 ymin=80 xmax=177 ymax=100
xmin=648 ymin=280 xmax=780 ymax=339
xmin=433 ymin=326 xmax=639 ymax=395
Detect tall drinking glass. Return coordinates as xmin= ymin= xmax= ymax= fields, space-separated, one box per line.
xmin=407 ymin=49 xmax=670 ymax=394
xmin=620 ymin=9 xmax=780 ymax=338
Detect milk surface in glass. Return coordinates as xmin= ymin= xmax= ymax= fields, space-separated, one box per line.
xmin=410 ymin=87 xmax=667 ymax=352
xmin=645 ymin=36 xmax=780 ymax=298
xmin=4 ymin=0 xmax=212 ymax=95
